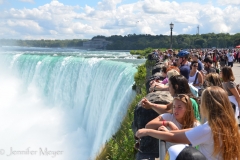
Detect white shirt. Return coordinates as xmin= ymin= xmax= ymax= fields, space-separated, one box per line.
xmin=161 ymin=113 xmax=182 ymax=129
xmin=161 ymin=113 xmax=199 ymax=149
xmin=228 ymin=95 xmax=239 ymax=119
xmin=185 ymin=122 xmax=222 ymax=160
xmin=168 ymin=144 xmax=188 ymax=160
xmin=227 ymin=53 xmax=234 ymax=62
xmin=188 ymin=71 xmax=199 ymax=85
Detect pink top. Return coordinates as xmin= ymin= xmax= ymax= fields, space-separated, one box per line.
xmin=234 ymin=52 xmax=236 ymax=58
xmin=162 ymin=78 xmax=168 ymax=85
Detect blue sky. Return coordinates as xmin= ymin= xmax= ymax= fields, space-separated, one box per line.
xmin=1 ymin=0 xmax=143 ymax=9
xmin=0 ymin=0 xmax=240 ymax=39
xmin=0 ymin=0 xmax=217 ymax=8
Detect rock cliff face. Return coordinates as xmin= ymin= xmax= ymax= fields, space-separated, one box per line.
xmin=145 ymin=56 xmax=165 ymax=93
xmin=132 ymin=56 xmax=173 ymax=160
xmin=152 ymin=63 xmax=163 ymax=75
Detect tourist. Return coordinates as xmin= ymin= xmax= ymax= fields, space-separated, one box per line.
xmin=136 ymin=86 xmax=240 ymax=160
xmin=145 ymin=94 xmax=200 ymax=149
xmin=202 ymin=73 xmax=223 ymax=89
xmin=221 ymin=66 xmax=240 ymax=118
xmin=191 ymin=54 xmax=203 ymax=72
xmin=188 ymin=61 xmax=203 ymax=89
xmin=219 ymin=52 xmax=227 ymax=68
xmin=238 ymin=50 xmax=240 ymax=63
xmin=163 ymin=54 xmax=171 ymax=67
xmin=149 ymin=66 xmax=180 ymax=92
xmin=177 ymin=50 xmax=190 ymax=80
xmin=227 ymin=50 xmax=234 ymax=67
xmin=212 ymin=51 xmax=219 ymax=68
xmin=203 ymin=57 xmax=216 ymax=74
xmin=142 ymin=75 xmax=200 ymax=121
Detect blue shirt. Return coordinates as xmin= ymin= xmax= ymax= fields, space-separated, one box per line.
xmin=179 ymin=65 xmax=190 ymax=80
xmin=197 ymin=59 xmax=203 ymax=71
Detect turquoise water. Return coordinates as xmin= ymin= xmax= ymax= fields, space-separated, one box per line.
xmin=0 ymin=47 xmax=145 ymax=160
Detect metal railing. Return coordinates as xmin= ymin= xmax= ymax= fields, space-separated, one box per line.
xmin=159 ymin=140 xmax=166 ymax=160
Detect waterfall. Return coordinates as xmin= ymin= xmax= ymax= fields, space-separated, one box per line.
xmin=0 ymin=50 xmax=140 ymax=160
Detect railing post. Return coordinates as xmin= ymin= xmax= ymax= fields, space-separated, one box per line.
xmin=159 ymin=140 xmax=166 ymax=160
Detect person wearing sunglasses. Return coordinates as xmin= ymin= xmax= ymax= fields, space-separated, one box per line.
xmin=177 ymin=50 xmax=190 ymax=80
xmin=136 ymin=86 xmax=240 ymax=160
xmin=192 ymin=54 xmax=203 ymax=72
xmin=188 ymin=61 xmax=203 ymax=89
xmin=145 ymin=94 xmax=199 ymax=149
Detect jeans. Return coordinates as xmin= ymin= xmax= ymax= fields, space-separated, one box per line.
xmin=228 ymin=62 xmax=233 ymax=67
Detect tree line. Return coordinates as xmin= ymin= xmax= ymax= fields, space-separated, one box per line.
xmin=104 ymin=33 xmax=240 ymax=50
xmin=1 ymin=33 xmax=240 ymax=49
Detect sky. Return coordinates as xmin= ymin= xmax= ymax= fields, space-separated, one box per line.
xmin=0 ymin=0 xmax=240 ymax=40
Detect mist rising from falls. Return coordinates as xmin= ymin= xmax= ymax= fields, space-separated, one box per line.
xmin=0 ymin=50 xmax=141 ymax=160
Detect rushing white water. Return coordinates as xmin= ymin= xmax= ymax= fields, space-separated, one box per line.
xmin=0 ymin=47 xmax=144 ymax=160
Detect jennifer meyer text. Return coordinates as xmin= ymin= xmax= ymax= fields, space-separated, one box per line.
xmin=0 ymin=147 xmax=63 ymax=158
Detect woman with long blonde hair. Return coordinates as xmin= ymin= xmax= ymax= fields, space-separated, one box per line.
xmin=145 ymin=94 xmax=198 ymax=131
xmin=136 ymin=86 xmax=240 ymax=159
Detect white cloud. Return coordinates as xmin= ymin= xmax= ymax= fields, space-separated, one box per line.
xmin=84 ymin=5 xmax=95 ymax=14
xmin=0 ymin=0 xmax=240 ymax=39
xmin=6 ymin=19 xmax=43 ymax=33
xmin=182 ymin=26 xmax=194 ymax=33
xmin=217 ymin=0 xmax=240 ymax=5
xmin=49 ymin=30 xmax=58 ymax=35
xmin=142 ymin=0 xmax=175 ymax=14
xmin=19 ymin=0 xmax=34 ymax=3
xmin=97 ymin=0 xmax=122 ymax=10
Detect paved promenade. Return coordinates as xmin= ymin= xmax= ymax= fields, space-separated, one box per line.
xmin=232 ymin=62 xmax=240 ymax=84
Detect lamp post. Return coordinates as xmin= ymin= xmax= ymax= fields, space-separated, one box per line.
xmin=170 ymin=22 xmax=174 ymax=49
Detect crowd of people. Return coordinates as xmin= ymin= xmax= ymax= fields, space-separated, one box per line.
xmin=133 ymin=48 xmax=240 ymax=160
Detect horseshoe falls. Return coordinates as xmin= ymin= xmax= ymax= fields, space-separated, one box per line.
xmin=0 ymin=47 xmax=144 ymax=160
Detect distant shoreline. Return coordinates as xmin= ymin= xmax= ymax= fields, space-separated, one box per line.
xmin=0 ymin=45 xmax=131 ymax=52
